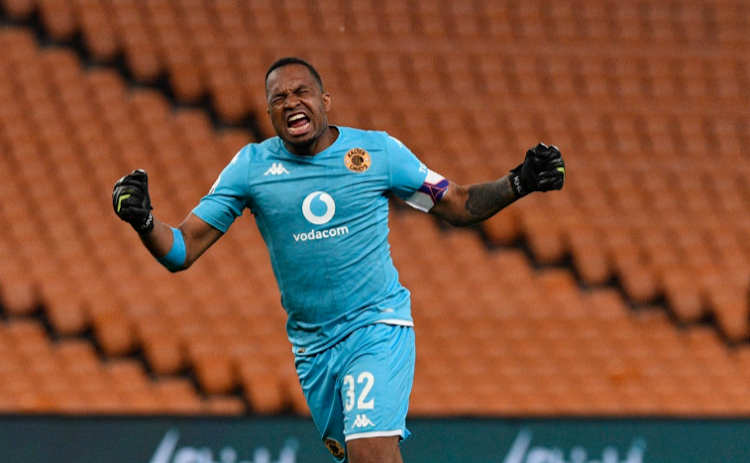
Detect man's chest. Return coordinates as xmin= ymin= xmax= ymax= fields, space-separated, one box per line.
xmin=247 ymin=156 xmax=387 ymax=228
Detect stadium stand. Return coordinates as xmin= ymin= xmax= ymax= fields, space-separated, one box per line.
xmin=0 ymin=0 xmax=749 ymax=416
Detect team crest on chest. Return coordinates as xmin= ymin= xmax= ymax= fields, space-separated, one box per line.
xmin=344 ymin=148 xmax=371 ymax=173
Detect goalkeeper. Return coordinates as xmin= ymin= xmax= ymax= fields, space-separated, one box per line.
xmin=113 ymin=57 xmax=565 ymax=463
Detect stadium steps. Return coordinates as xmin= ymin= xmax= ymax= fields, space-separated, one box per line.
xmin=0 ymin=21 xmax=285 ymax=414
xmin=1 ymin=0 xmax=750 ymax=416
xmin=0 ymin=0 xmax=267 ymax=138
xmin=0 ymin=315 xmax=247 ymax=414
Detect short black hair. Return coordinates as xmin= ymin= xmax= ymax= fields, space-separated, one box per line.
xmin=265 ymin=57 xmax=324 ymax=92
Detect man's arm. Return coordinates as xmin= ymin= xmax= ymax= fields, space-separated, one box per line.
xmin=139 ymin=213 xmax=223 ymax=270
xmin=429 ymin=143 xmax=565 ymax=227
xmin=113 ymin=169 xmax=223 ymax=271
xmin=429 ymin=175 xmax=518 ymax=227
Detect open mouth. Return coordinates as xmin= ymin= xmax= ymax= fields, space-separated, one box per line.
xmin=287 ymin=112 xmax=311 ymax=136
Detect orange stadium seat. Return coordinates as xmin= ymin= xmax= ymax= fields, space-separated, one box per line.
xmin=1 ymin=0 xmax=36 ymax=19
xmin=72 ymin=0 xmax=119 ymax=62
xmin=241 ymin=368 xmax=287 ymax=415
xmin=153 ymin=378 xmax=203 ymax=414
xmin=38 ymin=0 xmax=77 ymax=41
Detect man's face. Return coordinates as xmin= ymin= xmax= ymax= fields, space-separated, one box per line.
xmin=266 ymin=64 xmax=331 ymax=153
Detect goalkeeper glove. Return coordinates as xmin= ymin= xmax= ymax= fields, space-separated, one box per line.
xmin=509 ymin=143 xmax=566 ymax=198
xmin=112 ymin=169 xmax=154 ymax=234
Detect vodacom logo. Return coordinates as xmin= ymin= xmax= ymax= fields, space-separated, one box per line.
xmin=294 ymin=191 xmax=347 ymax=242
xmin=302 ymin=191 xmax=336 ymax=225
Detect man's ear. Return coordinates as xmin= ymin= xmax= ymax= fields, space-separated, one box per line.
xmin=323 ymin=92 xmax=332 ymax=112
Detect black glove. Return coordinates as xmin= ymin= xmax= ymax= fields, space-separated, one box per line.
xmin=112 ymin=169 xmax=154 ymax=234
xmin=509 ymin=143 xmax=566 ymax=198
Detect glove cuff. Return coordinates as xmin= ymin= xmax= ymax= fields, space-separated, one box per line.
xmin=134 ymin=212 xmax=155 ymax=235
xmin=509 ymin=165 xmax=529 ymax=199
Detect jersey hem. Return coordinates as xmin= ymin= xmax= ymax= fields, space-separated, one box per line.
xmin=191 ymin=208 xmax=230 ymax=234
xmin=375 ymin=319 xmax=414 ymax=327
xmin=292 ymin=317 xmax=414 ymax=356
xmin=345 ymin=430 xmax=404 ymax=441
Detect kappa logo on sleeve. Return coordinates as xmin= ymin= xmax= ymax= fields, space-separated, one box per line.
xmin=208 ymin=174 xmax=222 ymax=195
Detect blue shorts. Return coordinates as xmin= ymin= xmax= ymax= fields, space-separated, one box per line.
xmin=294 ymin=323 xmax=416 ymax=462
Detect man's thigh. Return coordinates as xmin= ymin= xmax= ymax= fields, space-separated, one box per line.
xmin=347 ymin=436 xmax=403 ymax=463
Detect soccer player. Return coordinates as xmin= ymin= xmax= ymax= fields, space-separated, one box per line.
xmin=113 ymin=57 xmax=565 ymax=463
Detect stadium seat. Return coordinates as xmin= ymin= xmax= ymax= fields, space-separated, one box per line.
xmin=238 ymin=355 xmax=290 ymax=414
xmin=38 ymin=0 xmax=77 ymax=41
xmin=1 ymin=0 xmax=36 ymax=19
xmin=92 ymin=311 xmax=137 ymax=357
xmin=140 ymin=330 xmax=186 ymax=376
xmin=203 ymin=395 xmax=246 ymax=415
xmin=72 ymin=0 xmax=118 ymax=61
xmin=192 ymin=352 xmax=238 ymax=396
xmin=154 ymin=378 xmax=203 ymax=414
xmin=0 ymin=271 xmax=39 ymax=317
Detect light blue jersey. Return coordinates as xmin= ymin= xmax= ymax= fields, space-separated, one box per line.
xmin=193 ymin=127 xmax=447 ymax=355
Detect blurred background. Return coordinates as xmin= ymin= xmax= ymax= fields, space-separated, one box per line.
xmin=0 ymin=0 xmax=749 ymax=425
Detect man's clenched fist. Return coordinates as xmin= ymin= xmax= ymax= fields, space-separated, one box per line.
xmin=509 ymin=143 xmax=566 ymax=198
xmin=112 ymin=169 xmax=154 ymax=234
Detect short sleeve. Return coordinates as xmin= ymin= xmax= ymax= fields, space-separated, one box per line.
xmin=192 ymin=146 xmax=250 ymax=233
xmin=387 ymin=135 xmax=428 ymax=198
xmin=387 ymin=135 xmax=449 ymax=212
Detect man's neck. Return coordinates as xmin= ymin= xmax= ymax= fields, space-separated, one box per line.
xmin=286 ymin=126 xmax=339 ymax=157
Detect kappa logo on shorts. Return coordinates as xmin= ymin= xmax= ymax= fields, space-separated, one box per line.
xmin=351 ymin=414 xmax=376 ymax=429
xmin=324 ymin=437 xmax=346 ymax=460
xmin=344 ymin=148 xmax=371 ymax=173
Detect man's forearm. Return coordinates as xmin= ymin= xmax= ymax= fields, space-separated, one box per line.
xmin=430 ymin=175 xmax=519 ymax=227
xmin=138 ymin=218 xmax=175 ymax=259
xmin=464 ymin=175 xmax=518 ymax=221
